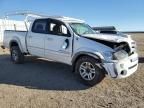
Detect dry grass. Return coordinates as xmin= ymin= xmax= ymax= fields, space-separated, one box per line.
xmin=0 ymin=33 xmax=144 ymax=108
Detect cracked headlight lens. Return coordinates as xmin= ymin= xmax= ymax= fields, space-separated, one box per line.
xmin=113 ymin=50 xmax=128 ymax=60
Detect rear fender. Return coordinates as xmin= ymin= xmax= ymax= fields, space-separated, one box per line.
xmin=9 ymin=37 xmax=23 ymax=53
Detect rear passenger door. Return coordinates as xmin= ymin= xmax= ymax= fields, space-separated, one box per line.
xmin=45 ymin=19 xmax=73 ymax=64
xmin=27 ymin=19 xmax=48 ymax=57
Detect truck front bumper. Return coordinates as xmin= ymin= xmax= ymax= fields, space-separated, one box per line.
xmin=103 ymin=52 xmax=138 ymax=79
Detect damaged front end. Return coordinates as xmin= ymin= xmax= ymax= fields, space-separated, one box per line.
xmin=103 ymin=51 xmax=138 ymax=79
xmin=100 ymin=40 xmax=138 ymax=79
xmin=84 ymin=34 xmax=138 ymax=78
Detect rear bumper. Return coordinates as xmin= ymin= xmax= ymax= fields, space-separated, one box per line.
xmin=103 ymin=52 xmax=138 ymax=78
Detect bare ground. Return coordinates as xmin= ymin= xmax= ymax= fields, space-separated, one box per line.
xmin=0 ymin=33 xmax=144 ymax=108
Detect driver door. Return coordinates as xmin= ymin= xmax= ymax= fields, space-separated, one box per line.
xmin=45 ymin=19 xmax=73 ymax=64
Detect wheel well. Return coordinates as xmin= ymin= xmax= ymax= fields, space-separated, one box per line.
xmin=10 ymin=41 xmax=26 ymax=55
xmin=10 ymin=41 xmax=18 ymax=48
xmin=72 ymin=54 xmax=101 ymax=72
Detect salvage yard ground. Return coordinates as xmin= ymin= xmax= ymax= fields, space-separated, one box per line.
xmin=0 ymin=33 xmax=144 ymax=108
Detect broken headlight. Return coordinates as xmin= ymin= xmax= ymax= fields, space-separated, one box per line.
xmin=113 ymin=50 xmax=128 ymax=60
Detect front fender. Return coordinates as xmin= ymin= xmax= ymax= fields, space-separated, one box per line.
xmin=72 ymin=51 xmax=104 ymax=64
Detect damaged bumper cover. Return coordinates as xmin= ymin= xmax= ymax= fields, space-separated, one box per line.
xmin=102 ymin=52 xmax=138 ymax=78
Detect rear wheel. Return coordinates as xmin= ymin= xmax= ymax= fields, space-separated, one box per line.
xmin=10 ymin=46 xmax=24 ymax=64
xmin=75 ymin=56 xmax=105 ymax=86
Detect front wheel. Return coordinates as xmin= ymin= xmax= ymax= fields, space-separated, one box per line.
xmin=10 ymin=46 xmax=24 ymax=64
xmin=75 ymin=56 xmax=105 ymax=86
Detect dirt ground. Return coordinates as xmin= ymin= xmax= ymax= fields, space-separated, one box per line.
xmin=0 ymin=33 xmax=144 ymax=108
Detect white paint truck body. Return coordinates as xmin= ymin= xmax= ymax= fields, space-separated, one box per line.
xmin=0 ymin=19 xmax=26 ymax=45
xmin=1 ymin=13 xmax=138 ymax=86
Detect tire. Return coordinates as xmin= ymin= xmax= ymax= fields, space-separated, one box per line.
xmin=75 ymin=56 xmax=105 ymax=86
xmin=10 ymin=46 xmax=24 ymax=64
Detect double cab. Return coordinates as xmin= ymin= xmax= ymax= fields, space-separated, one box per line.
xmin=2 ymin=13 xmax=138 ymax=86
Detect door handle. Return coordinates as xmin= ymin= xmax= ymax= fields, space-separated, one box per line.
xmin=62 ymin=39 xmax=69 ymax=49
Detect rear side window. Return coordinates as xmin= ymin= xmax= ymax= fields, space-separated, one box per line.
xmin=32 ymin=19 xmax=47 ymax=33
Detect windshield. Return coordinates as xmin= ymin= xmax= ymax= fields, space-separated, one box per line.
xmin=70 ymin=23 xmax=96 ymax=35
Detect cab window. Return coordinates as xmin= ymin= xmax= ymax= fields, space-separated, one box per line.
xmin=48 ymin=19 xmax=71 ymax=37
xmin=32 ymin=19 xmax=48 ymax=34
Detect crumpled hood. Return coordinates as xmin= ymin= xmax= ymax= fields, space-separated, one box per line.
xmin=83 ymin=33 xmax=130 ymax=43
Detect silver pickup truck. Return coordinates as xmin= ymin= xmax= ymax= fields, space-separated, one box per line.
xmin=1 ymin=13 xmax=138 ymax=86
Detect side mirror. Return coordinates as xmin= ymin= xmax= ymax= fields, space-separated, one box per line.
xmin=62 ymin=39 xmax=69 ymax=49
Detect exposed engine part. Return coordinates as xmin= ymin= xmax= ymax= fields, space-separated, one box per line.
xmin=114 ymin=43 xmax=128 ymax=52
xmin=86 ymin=37 xmax=131 ymax=54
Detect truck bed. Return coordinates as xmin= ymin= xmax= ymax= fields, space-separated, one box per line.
xmin=3 ymin=30 xmax=28 ymax=53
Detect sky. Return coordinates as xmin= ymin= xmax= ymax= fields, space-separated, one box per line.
xmin=0 ymin=0 xmax=144 ymax=31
